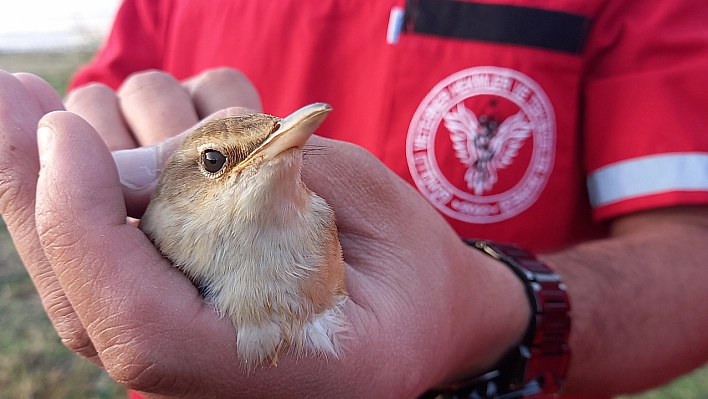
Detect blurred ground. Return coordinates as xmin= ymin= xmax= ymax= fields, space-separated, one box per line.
xmin=0 ymin=218 xmax=124 ymax=399
xmin=0 ymin=50 xmax=94 ymax=94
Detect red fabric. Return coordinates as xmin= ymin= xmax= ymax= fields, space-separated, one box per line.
xmin=582 ymin=0 xmax=708 ymax=219
xmin=69 ymin=1 xmax=708 ymax=397
xmin=71 ymin=0 xmax=708 ymax=253
xmin=583 ymin=0 xmax=708 ymax=171
xmin=128 ymin=391 xmax=145 ymax=399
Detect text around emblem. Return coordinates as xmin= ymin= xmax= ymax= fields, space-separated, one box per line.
xmin=406 ymin=66 xmax=556 ymax=223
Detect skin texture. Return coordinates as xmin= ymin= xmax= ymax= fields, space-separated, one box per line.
xmin=0 ymin=68 xmax=707 ymax=397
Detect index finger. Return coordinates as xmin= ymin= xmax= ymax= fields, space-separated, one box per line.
xmin=183 ymin=68 xmax=262 ymax=118
xmin=0 ymin=72 xmax=103 ymax=364
xmin=66 ymin=82 xmax=137 ymax=151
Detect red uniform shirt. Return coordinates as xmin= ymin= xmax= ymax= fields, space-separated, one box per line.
xmin=71 ymin=0 xmax=708 ymax=253
xmin=72 ymin=0 xmax=708 ymax=253
xmin=71 ymin=1 xmax=708 ymax=395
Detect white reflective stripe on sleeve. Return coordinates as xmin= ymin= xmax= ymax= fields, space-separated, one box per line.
xmin=587 ymin=153 xmax=708 ymax=208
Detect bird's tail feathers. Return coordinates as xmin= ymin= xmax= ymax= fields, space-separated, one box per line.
xmin=303 ymin=295 xmax=350 ymax=357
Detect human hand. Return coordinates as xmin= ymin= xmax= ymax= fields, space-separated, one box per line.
xmin=0 ymin=68 xmax=529 ymax=397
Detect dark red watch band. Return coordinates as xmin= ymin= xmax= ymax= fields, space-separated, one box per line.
xmin=420 ymin=240 xmax=571 ymax=399
xmin=474 ymin=241 xmax=570 ymax=394
xmin=470 ymin=240 xmax=572 ymax=397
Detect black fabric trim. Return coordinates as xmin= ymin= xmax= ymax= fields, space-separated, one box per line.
xmin=403 ymin=0 xmax=592 ymax=54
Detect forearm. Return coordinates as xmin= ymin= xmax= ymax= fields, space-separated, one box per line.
xmin=541 ymin=209 xmax=708 ymax=396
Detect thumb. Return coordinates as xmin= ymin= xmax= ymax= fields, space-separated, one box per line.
xmin=111 ymin=134 xmax=183 ymax=217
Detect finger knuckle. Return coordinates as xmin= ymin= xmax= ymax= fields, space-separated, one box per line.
xmin=68 ymin=81 xmax=113 ymax=98
xmin=193 ymin=68 xmax=259 ymax=98
xmin=119 ymin=70 xmax=180 ymax=98
xmin=0 ymin=174 xmax=21 ymax=216
xmin=46 ymin=300 xmax=100 ymax=358
xmin=60 ymin=329 xmax=97 ymax=357
xmin=0 ymin=146 xmax=37 ymax=217
xmin=65 ymin=82 xmax=114 ymax=109
xmin=198 ymin=67 xmax=249 ymax=85
xmin=103 ymin=341 xmax=183 ymax=393
xmin=0 ymin=99 xmax=39 ymax=215
xmin=35 ymin=221 xmax=84 ymax=265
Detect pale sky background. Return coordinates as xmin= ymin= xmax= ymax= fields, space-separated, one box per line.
xmin=0 ymin=0 xmax=122 ymax=51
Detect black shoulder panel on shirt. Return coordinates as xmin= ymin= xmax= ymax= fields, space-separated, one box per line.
xmin=403 ymin=0 xmax=592 ymax=54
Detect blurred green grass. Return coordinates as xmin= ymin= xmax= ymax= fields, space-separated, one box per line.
xmin=0 ymin=50 xmax=95 ymax=95
xmin=619 ymin=369 xmax=708 ymax=399
xmin=0 ymin=49 xmax=707 ymax=399
xmin=0 ymin=217 xmax=124 ymax=399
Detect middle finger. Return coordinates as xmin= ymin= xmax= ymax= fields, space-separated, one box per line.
xmin=65 ymin=82 xmax=136 ymax=151
xmin=118 ymin=70 xmax=200 ymax=146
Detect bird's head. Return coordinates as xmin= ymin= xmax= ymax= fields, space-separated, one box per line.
xmin=140 ymin=103 xmax=335 ymax=274
xmin=146 ymin=103 xmax=332 ymax=224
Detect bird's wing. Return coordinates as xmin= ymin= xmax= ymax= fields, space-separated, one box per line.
xmin=489 ymin=111 xmax=532 ymax=169
xmin=443 ymin=103 xmax=480 ymax=167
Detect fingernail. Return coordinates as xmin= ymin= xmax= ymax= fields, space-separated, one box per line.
xmin=112 ymin=147 xmax=158 ymax=190
xmin=37 ymin=125 xmax=54 ymax=166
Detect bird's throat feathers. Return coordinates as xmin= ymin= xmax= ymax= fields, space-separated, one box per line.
xmin=228 ymin=150 xmax=312 ymax=224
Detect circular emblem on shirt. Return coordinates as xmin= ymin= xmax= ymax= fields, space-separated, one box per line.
xmin=406 ymin=66 xmax=556 ymax=224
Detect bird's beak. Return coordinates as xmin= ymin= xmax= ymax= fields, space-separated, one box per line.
xmin=234 ymin=103 xmax=332 ymax=172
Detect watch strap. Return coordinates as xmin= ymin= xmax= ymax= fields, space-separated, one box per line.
xmin=431 ymin=240 xmax=571 ymax=399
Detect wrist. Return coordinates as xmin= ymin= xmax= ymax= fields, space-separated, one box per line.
xmin=437 ymin=240 xmax=572 ymax=398
xmin=438 ymin=239 xmax=532 ymax=387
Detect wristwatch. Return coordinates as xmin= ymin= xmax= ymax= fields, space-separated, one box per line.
xmin=425 ymin=240 xmax=572 ymax=399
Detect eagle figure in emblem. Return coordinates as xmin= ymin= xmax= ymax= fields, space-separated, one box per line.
xmin=444 ymin=103 xmax=533 ymax=195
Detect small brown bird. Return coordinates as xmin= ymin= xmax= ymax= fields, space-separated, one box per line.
xmin=139 ymin=103 xmax=348 ymax=370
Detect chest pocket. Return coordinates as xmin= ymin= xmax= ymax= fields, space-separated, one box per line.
xmin=402 ymin=0 xmax=591 ymax=54
xmin=380 ymin=0 xmax=600 ymax=249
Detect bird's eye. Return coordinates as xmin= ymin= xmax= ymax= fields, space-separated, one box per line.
xmin=202 ymin=150 xmax=227 ymax=173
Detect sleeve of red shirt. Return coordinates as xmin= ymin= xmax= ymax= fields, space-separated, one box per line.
xmin=68 ymin=0 xmax=168 ymax=91
xmin=582 ymin=0 xmax=708 ymax=221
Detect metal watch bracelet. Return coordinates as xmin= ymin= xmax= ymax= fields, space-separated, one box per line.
xmin=425 ymin=240 xmax=572 ymax=399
